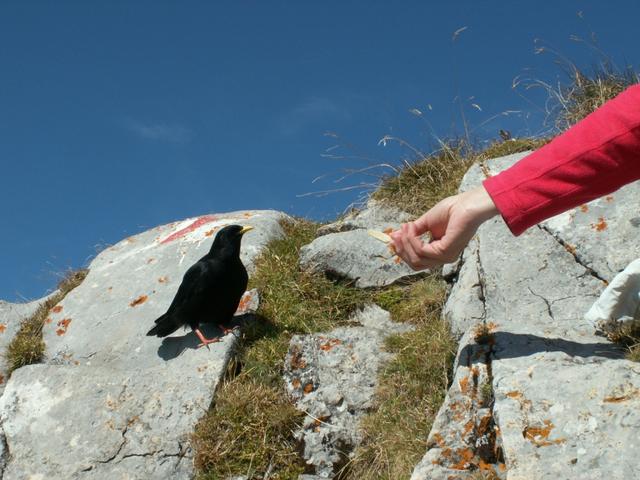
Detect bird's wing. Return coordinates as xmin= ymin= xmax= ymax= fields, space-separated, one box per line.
xmin=163 ymin=261 xmax=213 ymax=316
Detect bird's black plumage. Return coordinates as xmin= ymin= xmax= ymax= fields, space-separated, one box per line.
xmin=147 ymin=224 xmax=252 ymax=343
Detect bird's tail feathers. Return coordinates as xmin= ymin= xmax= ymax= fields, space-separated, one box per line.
xmin=146 ymin=313 xmax=182 ymax=337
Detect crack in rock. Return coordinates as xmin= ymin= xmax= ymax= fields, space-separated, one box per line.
xmin=537 ymin=224 xmax=607 ymax=283
xmin=475 ymin=237 xmax=487 ymax=318
xmin=96 ymin=423 xmax=130 ymax=465
xmin=0 ymin=424 xmax=7 ymax=480
xmin=527 ymin=287 xmax=554 ymax=321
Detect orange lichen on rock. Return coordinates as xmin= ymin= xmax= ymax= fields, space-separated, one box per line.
xmin=129 ymin=295 xmax=148 ymax=307
xmin=289 ymin=348 xmax=307 ymax=370
xmin=236 ymin=292 xmax=254 ymax=313
xmin=204 ymin=229 xmax=216 ymax=237
xmin=605 ymin=195 xmax=614 ymax=202
xmin=579 ymin=204 xmax=589 ymax=212
xmin=303 ymin=382 xmax=314 ymax=394
xmin=564 ymin=243 xmax=577 ymax=255
xmin=127 ymin=415 xmax=140 ymax=427
xmin=591 ymin=217 xmax=608 ymax=231
xmin=603 ymin=386 xmax=640 ymax=403
xmin=320 ymin=338 xmax=342 ymax=351
xmin=463 ymin=419 xmax=475 ymax=436
xmin=523 ymin=420 xmax=566 ymax=447
xmin=51 ymin=305 xmax=63 ymax=313
xmin=0 ymin=324 xmax=6 ymax=334
xmin=604 ymin=395 xmax=632 ymax=403
xmin=56 ymin=318 xmax=72 ymax=336
xmin=448 ymin=399 xmax=469 ymax=422
xmin=459 ymin=376 xmax=471 ymax=395
xmin=431 ymin=432 xmax=446 ymax=447
xmin=506 ymin=390 xmax=523 ymax=400
xmin=449 ymin=448 xmax=475 ymax=470
xmin=291 ymin=378 xmax=301 ymax=389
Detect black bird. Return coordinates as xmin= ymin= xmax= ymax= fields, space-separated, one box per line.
xmin=147 ymin=224 xmax=254 ymax=348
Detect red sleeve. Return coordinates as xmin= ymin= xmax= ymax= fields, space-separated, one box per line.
xmin=483 ymin=84 xmax=640 ymax=236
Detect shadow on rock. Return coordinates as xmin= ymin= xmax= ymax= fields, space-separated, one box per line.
xmin=156 ymin=314 xmax=255 ymax=361
xmin=461 ymin=331 xmax=625 ymax=363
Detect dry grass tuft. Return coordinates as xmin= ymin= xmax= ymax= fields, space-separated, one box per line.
xmin=628 ymin=343 xmax=640 ymax=362
xmin=372 ymin=138 xmax=546 ymax=216
xmin=346 ymin=278 xmax=456 ymax=479
xmin=604 ymin=319 xmax=640 ymax=362
xmin=192 ymin=378 xmax=305 ymax=479
xmin=5 ymin=268 xmax=88 ymax=374
xmin=553 ymin=66 xmax=638 ymax=130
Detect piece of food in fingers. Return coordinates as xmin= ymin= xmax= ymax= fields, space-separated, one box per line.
xmin=367 ymin=229 xmax=392 ymax=243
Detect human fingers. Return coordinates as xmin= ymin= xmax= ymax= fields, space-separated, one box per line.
xmin=397 ymin=222 xmax=433 ymax=269
xmin=406 ymin=221 xmax=430 ymax=258
xmin=411 ymin=197 xmax=453 ymax=239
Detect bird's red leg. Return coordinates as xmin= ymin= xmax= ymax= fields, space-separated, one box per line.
xmin=194 ymin=328 xmax=221 ymax=349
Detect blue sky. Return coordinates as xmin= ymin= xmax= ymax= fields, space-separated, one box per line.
xmin=1 ymin=1 xmax=639 ymax=301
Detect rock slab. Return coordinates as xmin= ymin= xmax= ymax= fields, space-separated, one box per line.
xmin=316 ymin=199 xmax=412 ymax=236
xmin=0 ymin=210 xmax=288 ymax=480
xmin=412 ymin=153 xmax=640 ymax=479
xmin=300 ymin=201 xmax=423 ymax=288
xmin=284 ymin=305 xmax=412 ymax=478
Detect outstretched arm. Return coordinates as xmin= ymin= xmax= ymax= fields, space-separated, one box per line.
xmin=392 ymin=84 xmax=640 ymax=270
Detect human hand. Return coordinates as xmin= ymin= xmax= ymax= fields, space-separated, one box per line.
xmin=390 ymin=185 xmax=499 ymax=270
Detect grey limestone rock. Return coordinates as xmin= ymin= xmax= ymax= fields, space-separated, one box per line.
xmin=0 ymin=210 xmax=288 ymax=479
xmin=283 ymin=305 xmax=412 ymax=479
xmin=443 ymin=238 xmax=484 ymax=338
xmin=316 ymin=199 xmax=412 ymax=236
xmin=412 ymin=153 xmax=640 ymax=479
xmin=542 ymin=179 xmax=640 ymax=282
xmin=0 ymin=294 xmax=58 ymax=478
xmin=300 ymin=229 xmax=424 ymax=288
xmin=301 ymin=200 xmax=423 ymax=288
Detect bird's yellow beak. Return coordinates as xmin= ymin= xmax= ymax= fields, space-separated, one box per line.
xmin=239 ymin=225 xmax=254 ymax=235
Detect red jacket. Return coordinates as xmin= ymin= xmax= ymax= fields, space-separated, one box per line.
xmin=483 ymin=84 xmax=640 ymax=235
